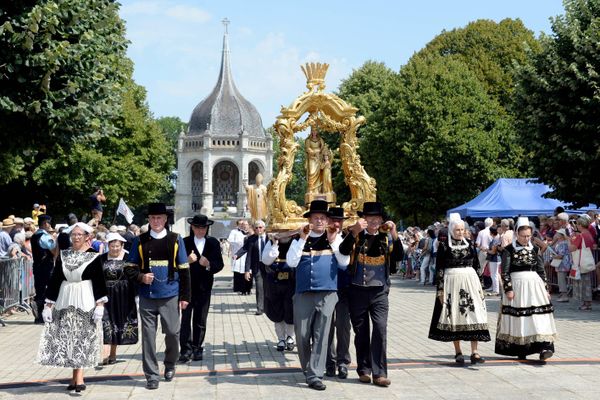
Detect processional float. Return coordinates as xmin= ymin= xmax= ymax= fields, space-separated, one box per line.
xmin=266 ymin=62 xmax=377 ymax=230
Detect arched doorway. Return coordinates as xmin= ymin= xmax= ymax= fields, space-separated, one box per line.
xmin=212 ymin=160 xmax=239 ymax=209
xmin=248 ymin=161 xmax=261 ymax=184
xmin=191 ymin=161 xmax=203 ymax=211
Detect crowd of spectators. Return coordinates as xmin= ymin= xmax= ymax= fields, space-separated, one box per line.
xmin=397 ymin=208 xmax=600 ymax=306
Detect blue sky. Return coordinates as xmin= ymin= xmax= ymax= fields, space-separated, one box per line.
xmin=119 ymin=0 xmax=566 ymax=127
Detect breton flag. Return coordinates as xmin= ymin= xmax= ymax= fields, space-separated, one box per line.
xmin=117 ymin=198 xmax=134 ymax=224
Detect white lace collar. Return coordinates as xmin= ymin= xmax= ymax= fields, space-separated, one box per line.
xmin=448 ymin=236 xmax=469 ymax=250
xmin=512 ymin=238 xmax=533 ymax=251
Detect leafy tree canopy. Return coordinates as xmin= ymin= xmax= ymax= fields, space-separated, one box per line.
xmin=355 ymin=56 xmax=522 ymax=224
xmin=513 ymin=0 xmax=600 ymax=206
xmin=0 ymin=1 xmax=174 ymax=219
xmin=416 ymin=18 xmax=540 ymax=107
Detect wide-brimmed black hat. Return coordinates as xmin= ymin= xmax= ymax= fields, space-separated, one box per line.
xmin=328 ymin=207 xmax=348 ymax=220
xmin=187 ymin=214 xmax=214 ymax=227
xmin=146 ymin=202 xmax=171 ymax=216
xmin=357 ymin=202 xmax=387 ymax=218
xmin=303 ymin=200 xmax=330 ymax=218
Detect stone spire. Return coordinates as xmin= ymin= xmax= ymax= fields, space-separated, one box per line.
xmin=188 ymin=19 xmax=265 ymax=138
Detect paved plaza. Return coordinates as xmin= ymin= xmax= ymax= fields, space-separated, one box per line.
xmin=1 ymin=266 xmax=599 ymax=400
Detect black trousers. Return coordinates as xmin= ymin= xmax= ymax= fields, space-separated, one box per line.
xmin=349 ymin=285 xmax=389 ymax=378
xmin=254 ymin=268 xmax=265 ymax=313
xmin=33 ymin=265 xmax=53 ymax=318
xmin=264 ymin=276 xmax=294 ymax=324
xmin=326 ymin=287 xmax=352 ymax=369
xmin=179 ymin=288 xmax=212 ymax=355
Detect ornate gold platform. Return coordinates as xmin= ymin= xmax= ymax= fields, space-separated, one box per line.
xmin=266 ymin=62 xmax=377 ymax=230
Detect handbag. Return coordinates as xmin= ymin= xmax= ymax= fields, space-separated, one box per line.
xmin=573 ymin=236 xmax=596 ymax=274
xmin=550 ymin=257 xmax=562 ymax=268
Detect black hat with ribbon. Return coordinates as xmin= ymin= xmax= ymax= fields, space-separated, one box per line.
xmin=187 ymin=214 xmax=214 ymax=227
xmin=303 ymin=200 xmax=330 ymax=218
xmin=328 ymin=206 xmax=348 ymax=220
xmin=357 ymin=202 xmax=387 ymax=218
xmin=146 ymin=202 xmax=172 ymax=216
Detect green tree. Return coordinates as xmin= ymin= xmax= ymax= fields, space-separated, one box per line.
xmin=32 ymin=76 xmax=174 ymax=218
xmin=333 ymin=61 xmax=397 ymax=202
xmin=0 ymin=0 xmax=129 ymax=184
xmin=416 ymin=18 xmax=540 ymax=107
xmin=364 ymin=55 xmax=522 ymax=224
xmin=513 ymin=0 xmax=600 ymax=206
xmin=0 ymin=1 xmax=174 ymax=218
xmin=156 ymin=116 xmax=187 ymax=160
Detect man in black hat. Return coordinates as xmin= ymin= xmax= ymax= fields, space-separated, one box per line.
xmin=179 ymin=214 xmax=224 ymax=362
xmin=339 ymin=201 xmax=403 ymax=387
xmin=125 ymin=203 xmax=191 ymax=390
xmin=325 ymin=207 xmax=352 ymax=379
xmin=286 ymin=200 xmax=350 ymax=391
xmin=235 ymin=219 xmax=268 ymax=315
xmin=31 ymin=214 xmax=57 ymax=323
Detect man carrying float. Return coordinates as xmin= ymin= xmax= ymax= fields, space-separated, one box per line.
xmin=339 ymin=202 xmax=403 ymax=387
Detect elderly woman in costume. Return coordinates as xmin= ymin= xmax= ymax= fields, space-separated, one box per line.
xmin=428 ymin=213 xmax=490 ymax=364
xmin=100 ymin=232 xmax=138 ymax=365
xmin=495 ymin=217 xmax=556 ymax=361
xmin=37 ymin=222 xmax=108 ymax=392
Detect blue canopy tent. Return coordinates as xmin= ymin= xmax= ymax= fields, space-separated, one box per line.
xmin=447 ymin=178 xmax=597 ymax=218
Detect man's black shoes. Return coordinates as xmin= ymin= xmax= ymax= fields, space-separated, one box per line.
xmin=338 ymin=365 xmax=348 ymax=379
xmin=192 ymin=349 xmax=204 ymax=361
xmin=178 ymin=353 xmax=191 ymax=363
xmin=164 ymin=368 xmax=175 ymax=382
xmin=308 ymin=380 xmax=326 ymax=390
xmin=325 ymin=366 xmax=336 ymax=377
xmin=146 ymin=380 xmax=159 ymax=390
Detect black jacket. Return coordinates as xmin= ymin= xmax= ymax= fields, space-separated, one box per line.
xmin=183 ymin=235 xmax=224 ymax=293
xmin=235 ymin=234 xmax=266 ymax=275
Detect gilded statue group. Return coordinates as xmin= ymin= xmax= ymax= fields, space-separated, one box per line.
xmin=304 ymin=126 xmax=335 ymax=204
xmin=244 ymin=125 xmax=335 ymax=222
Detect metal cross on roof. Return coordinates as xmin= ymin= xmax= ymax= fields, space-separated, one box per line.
xmin=222 ymin=18 xmax=230 ymax=33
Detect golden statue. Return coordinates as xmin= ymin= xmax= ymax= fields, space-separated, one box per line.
xmin=245 ymin=172 xmax=268 ymax=222
xmin=321 ymin=148 xmax=334 ymax=195
xmin=267 ymin=62 xmax=377 ymax=230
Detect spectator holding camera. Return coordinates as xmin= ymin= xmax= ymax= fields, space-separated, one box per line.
xmin=32 ymin=203 xmax=46 ymax=225
xmin=90 ymin=187 xmax=106 ymax=223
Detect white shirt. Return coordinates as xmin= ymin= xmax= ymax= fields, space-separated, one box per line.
xmin=193 ymin=236 xmax=206 ymax=255
xmin=258 ymin=234 xmax=267 ymax=256
xmin=227 ymin=229 xmax=245 ymax=254
xmin=286 ymin=231 xmax=349 ymax=269
xmin=476 ymin=227 xmax=491 ymax=251
xmin=150 ymin=228 xmax=167 ymax=239
xmin=261 ymin=241 xmax=279 ymax=266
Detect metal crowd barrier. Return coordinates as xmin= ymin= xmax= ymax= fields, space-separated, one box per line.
xmin=0 ymin=257 xmax=34 ymax=327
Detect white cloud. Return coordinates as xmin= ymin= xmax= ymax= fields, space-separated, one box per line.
xmin=166 ymin=5 xmax=211 ymax=23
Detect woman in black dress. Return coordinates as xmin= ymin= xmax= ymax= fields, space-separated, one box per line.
xmin=428 ymin=214 xmax=490 ymax=364
xmin=100 ymin=232 xmax=138 ymax=364
xmin=495 ymin=217 xmax=556 ymax=361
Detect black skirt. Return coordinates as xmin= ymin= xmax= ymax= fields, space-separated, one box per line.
xmin=233 ymin=272 xmax=252 ymax=294
xmin=103 ymin=279 xmax=138 ymax=345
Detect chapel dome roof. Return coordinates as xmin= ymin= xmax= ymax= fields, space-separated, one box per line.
xmin=188 ymin=31 xmax=265 ymax=138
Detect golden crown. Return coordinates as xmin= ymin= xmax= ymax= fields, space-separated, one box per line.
xmin=301 ymin=62 xmax=329 ymax=91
